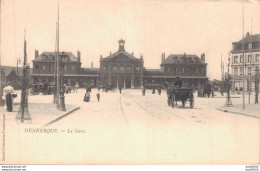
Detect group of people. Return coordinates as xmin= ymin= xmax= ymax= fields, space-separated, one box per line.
xmin=63 ymin=83 xmax=79 ymax=94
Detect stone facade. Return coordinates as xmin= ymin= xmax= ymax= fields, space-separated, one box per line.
xmin=32 ymin=51 xmax=100 ymax=87
xmin=100 ymin=39 xmax=144 ymax=88
xmin=143 ymin=53 xmax=208 ymax=88
xmin=30 ymin=39 xmax=208 ymax=89
xmin=231 ymin=33 xmax=260 ymax=91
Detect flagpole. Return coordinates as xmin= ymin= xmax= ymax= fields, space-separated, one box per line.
xmin=242 ymin=3 xmax=245 ymax=110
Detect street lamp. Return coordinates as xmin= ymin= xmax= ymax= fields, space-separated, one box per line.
xmin=58 ymin=52 xmax=67 ymax=111
xmin=17 ymin=58 xmax=21 ymax=89
xmin=254 ymin=67 xmax=259 ymax=104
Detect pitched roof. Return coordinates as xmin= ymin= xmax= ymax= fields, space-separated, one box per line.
xmin=101 ymin=51 xmax=140 ymax=61
xmin=33 ymin=51 xmax=80 ymax=62
xmin=234 ymin=33 xmax=260 ymax=44
xmin=0 ymin=65 xmax=32 ymax=77
xmin=162 ymin=54 xmax=204 ymax=64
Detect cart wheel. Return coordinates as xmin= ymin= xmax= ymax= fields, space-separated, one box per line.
xmin=190 ymin=94 xmax=194 ymax=109
xmin=182 ymin=101 xmax=185 ymax=108
xmin=171 ymin=95 xmax=175 ymax=108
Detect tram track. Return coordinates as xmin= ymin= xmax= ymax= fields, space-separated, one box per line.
xmin=119 ymin=93 xmax=128 ymax=124
xmin=130 ymin=93 xmax=209 ymax=124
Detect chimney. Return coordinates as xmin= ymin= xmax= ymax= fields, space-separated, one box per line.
xmin=246 ymin=32 xmax=250 ymax=37
xmin=35 ymin=49 xmax=39 ymax=59
xmin=91 ymin=62 xmax=93 ymax=69
xmin=77 ymin=50 xmax=81 ymax=62
xmin=100 ymin=55 xmax=103 ymax=59
xmin=201 ymin=53 xmax=205 ymax=62
xmin=164 ymin=53 xmax=166 ymax=62
xmin=110 ymin=52 xmax=111 ymax=55
xmin=132 ymin=52 xmax=134 ymax=56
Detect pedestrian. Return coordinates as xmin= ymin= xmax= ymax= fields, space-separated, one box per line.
xmin=75 ymin=82 xmax=79 ymax=93
xmin=84 ymin=90 xmax=90 ymax=102
xmin=158 ymin=88 xmax=161 ymax=95
xmin=119 ymin=87 xmax=122 ymax=94
xmin=152 ymin=88 xmax=155 ymax=94
xmin=211 ymin=88 xmax=214 ymax=98
xmin=96 ymin=92 xmax=100 ymax=102
xmin=3 ymin=82 xmax=14 ymax=112
xmin=142 ymin=87 xmax=146 ymax=96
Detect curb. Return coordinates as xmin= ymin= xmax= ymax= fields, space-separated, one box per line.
xmin=217 ymin=107 xmax=260 ymax=119
xmin=43 ymin=107 xmax=80 ymax=127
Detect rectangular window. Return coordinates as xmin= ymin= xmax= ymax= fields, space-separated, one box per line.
xmin=35 ymin=65 xmax=39 ymax=69
xmin=201 ymin=67 xmax=204 ymax=73
xmin=239 ymin=67 xmax=243 ymax=75
xmin=72 ymin=66 xmax=75 ymax=71
xmin=113 ymin=66 xmax=117 ymax=72
xmin=234 ymin=56 xmax=238 ymax=63
xmin=64 ymin=66 xmax=67 ymax=71
xmin=120 ymin=66 xmax=124 ymax=72
xmin=136 ymin=67 xmax=140 ymax=72
xmin=240 ymin=55 xmax=243 ymax=63
xmin=234 ymin=67 xmax=238 ymax=76
xmin=256 ymin=54 xmax=259 ymax=62
xmin=248 ymin=67 xmax=251 ymax=75
xmin=49 ymin=65 xmax=52 ymax=71
xmin=182 ymin=67 xmax=185 ymax=73
xmin=43 ymin=65 xmax=46 ymax=70
xmin=248 ymin=55 xmax=251 ymax=62
xmin=127 ymin=66 xmax=131 ymax=72
xmin=195 ymin=68 xmax=198 ymax=73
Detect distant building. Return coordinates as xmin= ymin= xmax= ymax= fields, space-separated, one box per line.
xmin=0 ymin=65 xmax=32 ymax=89
xmin=30 ymin=39 xmax=208 ymax=89
xmin=152 ymin=53 xmax=208 ymax=88
xmin=231 ymin=33 xmax=260 ymax=91
xmin=31 ymin=50 xmax=99 ymax=87
xmin=100 ymin=39 xmax=144 ymax=88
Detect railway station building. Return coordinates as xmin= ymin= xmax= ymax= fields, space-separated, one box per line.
xmin=31 ymin=39 xmax=208 ymax=89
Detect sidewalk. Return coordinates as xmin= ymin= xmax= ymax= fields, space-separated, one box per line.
xmin=217 ymin=104 xmax=260 ymax=119
xmin=1 ymin=101 xmax=79 ymax=126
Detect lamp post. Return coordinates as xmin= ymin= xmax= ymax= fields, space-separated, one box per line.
xmin=255 ymin=67 xmax=259 ymax=104
xmin=58 ymin=52 xmax=67 ymax=111
xmin=16 ymin=58 xmax=21 ymax=89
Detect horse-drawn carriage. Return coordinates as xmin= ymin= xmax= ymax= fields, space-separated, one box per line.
xmin=197 ymin=84 xmax=212 ymax=97
xmin=29 ymin=83 xmax=54 ymax=95
xmin=167 ymin=86 xmax=194 ymax=108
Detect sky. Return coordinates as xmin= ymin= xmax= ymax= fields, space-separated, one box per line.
xmin=1 ymin=0 xmax=260 ymax=80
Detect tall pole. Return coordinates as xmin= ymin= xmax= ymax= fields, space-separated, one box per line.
xmin=242 ymin=3 xmax=245 ymax=110
xmin=56 ymin=2 xmax=60 ymax=109
xmin=249 ymin=17 xmax=252 ymax=104
xmin=17 ymin=59 xmax=18 ymax=89
xmin=53 ymin=22 xmax=58 ymax=104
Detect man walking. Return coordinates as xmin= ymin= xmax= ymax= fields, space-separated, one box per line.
xmin=96 ymin=92 xmax=100 ymax=102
